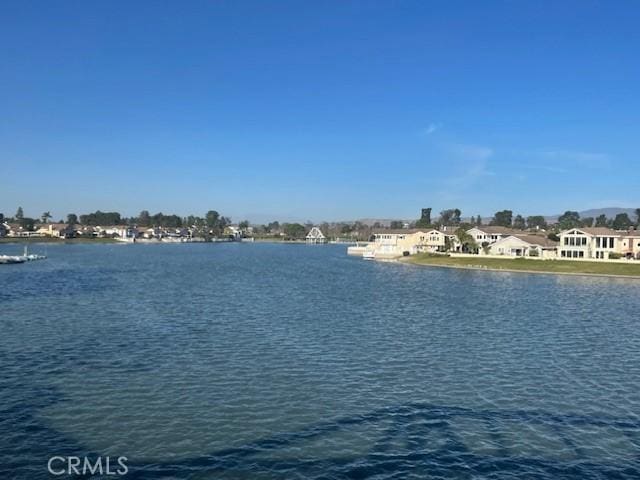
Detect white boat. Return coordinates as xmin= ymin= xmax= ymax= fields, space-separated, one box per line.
xmin=0 ymin=246 xmax=46 ymax=264
xmin=0 ymin=255 xmax=26 ymax=264
xmin=362 ymin=250 xmax=376 ymax=260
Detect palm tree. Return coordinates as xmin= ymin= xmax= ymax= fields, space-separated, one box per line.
xmin=41 ymin=211 xmax=52 ymax=224
xmin=455 ymin=228 xmax=478 ymax=254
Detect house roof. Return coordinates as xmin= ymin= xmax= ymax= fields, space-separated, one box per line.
xmin=564 ymin=227 xmax=620 ymax=236
xmin=373 ymin=229 xmax=428 ymax=235
xmin=306 ymin=227 xmax=325 ymax=238
xmin=468 ymin=226 xmax=518 ymax=235
xmin=510 ymin=234 xmax=559 ymax=248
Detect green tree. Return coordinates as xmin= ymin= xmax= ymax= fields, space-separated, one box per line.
xmin=205 ymin=210 xmax=220 ymax=228
xmin=41 ymin=211 xmax=52 ymax=223
xmin=389 ymin=220 xmax=404 ymax=229
xmin=415 ymin=208 xmax=432 ymax=228
xmin=595 ymin=214 xmax=608 ymax=227
xmin=18 ymin=217 xmax=36 ymax=231
xmin=239 ymin=220 xmax=250 ymax=230
xmin=475 ymin=215 xmax=482 ymax=226
xmin=513 ymin=214 xmax=526 ymax=230
xmin=340 ymin=224 xmax=353 ymax=234
xmin=557 ymin=211 xmax=581 ymax=230
xmin=283 ymin=223 xmax=306 ymax=239
xmin=580 ymin=217 xmax=594 ymax=228
xmin=612 ymin=213 xmax=632 ymax=230
xmin=67 ymin=213 xmax=78 ymax=225
xmin=267 ymin=221 xmax=280 ymax=232
xmin=79 ymin=211 xmax=122 ymax=226
xmin=439 ymin=209 xmax=461 ymax=225
xmin=635 ymin=208 xmax=640 ymax=227
xmin=138 ymin=210 xmax=151 ymax=226
xmin=205 ymin=210 xmax=229 ymax=236
xmin=490 ymin=210 xmax=513 ymax=227
xmin=15 ymin=206 xmax=24 ymax=220
xmin=455 ymin=228 xmax=478 ymax=253
xmin=526 ymin=215 xmax=547 ymax=230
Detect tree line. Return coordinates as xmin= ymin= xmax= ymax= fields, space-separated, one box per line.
xmin=411 ymin=207 xmax=640 ymax=231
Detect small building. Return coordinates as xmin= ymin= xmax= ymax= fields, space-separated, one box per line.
xmin=489 ymin=234 xmax=558 ymax=258
xmin=0 ymin=222 xmax=8 ymax=237
xmin=306 ymin=227 xmax=326 ymax=244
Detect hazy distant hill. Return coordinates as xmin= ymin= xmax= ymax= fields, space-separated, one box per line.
xmin=545 ymin=207 xmax=638 ymax=223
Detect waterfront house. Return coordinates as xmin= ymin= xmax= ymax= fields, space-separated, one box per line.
xmin=489 ymin=234 xmax=558 ymax=258
xmin=369 ymin=229 xmax=430 ymax=257
xmin=422 ymin=228 xmax=460 ymax=252
xmin=225 ymin=225 xmax=242 ymax=239
xmin=7 ymin=223 xmax=44 ymax=238
xmin=621 ymin=229 xmax=640 ymax=259
xmin=306 ymin=227 xmax=326 ymax=244
xmin=559 ymin=227 xmax=640 ymax=260
xmin=558 ymin=227 xmax=619 ymax=259
xmin=37 ymin=223 xmax=76 ymax=238
xmin=466 ymin=226 xmax=519 ymax=246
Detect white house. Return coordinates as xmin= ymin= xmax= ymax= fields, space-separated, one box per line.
xmin=558 ymin=227 xmax=640 ymax=260
xmin=306 ymin=227 xmax=326 ymax=244
xmin=489 ymin=234 xmax=558 ymax=258
xmin=466 ymin=226 xmax=519 ymax=245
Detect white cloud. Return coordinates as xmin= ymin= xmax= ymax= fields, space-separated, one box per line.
xmin=436 ymin=143 xmax=495 ymax=202
xmin=421 ymin=123 xmax=442 ymax=136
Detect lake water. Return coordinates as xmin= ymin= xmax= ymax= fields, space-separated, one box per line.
xmin=1 ymin=242 xmax=639 ymax=479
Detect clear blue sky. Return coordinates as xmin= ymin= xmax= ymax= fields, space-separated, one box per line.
xmin=1 ymin=1 xmax=639 ymax=223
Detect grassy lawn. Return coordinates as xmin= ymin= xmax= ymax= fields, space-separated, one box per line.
xmin=406 ymin=253 xmax=640 ymax=277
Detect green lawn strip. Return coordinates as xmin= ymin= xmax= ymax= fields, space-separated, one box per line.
xmin=407 ymin=254 xmax=640 ymax=277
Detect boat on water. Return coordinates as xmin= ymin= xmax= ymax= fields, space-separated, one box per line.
xmin=0 ymin=255 xmax=26 ymax=264
xmin=0 ymin=246 xmax=46 ymax=265
xmin=362 ymin=250 xmax=376 ymax=260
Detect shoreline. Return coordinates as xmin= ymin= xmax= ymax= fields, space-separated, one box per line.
xmin=399 ymin=256 xmax=640 ymax=280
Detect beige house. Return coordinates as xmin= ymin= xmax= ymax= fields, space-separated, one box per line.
xmin=558 ymin=227 xmax=640 ymax=260
xmin=363 ymin=228 xmax=461 ymax=258
xmin=367 ymin=229 xmax=429 ymax=257
xmin=489 ymin=234 xmax=558 ymax=258
xmin=621 ymin=230 xmax=640 ymax=259
xmin=36 ymin=223 xmax=75 ymax=238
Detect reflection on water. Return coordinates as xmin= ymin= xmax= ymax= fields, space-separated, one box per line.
xmin=1 ymin=243 xmax=639 ymax=479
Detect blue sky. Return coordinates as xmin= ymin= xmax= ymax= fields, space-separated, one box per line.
xmin=1 ymin=1 xmax=639 ymax=223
